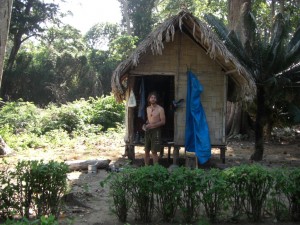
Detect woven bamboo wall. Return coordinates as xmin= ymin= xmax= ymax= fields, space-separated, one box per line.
xmin=130 ymin=32 xmax=226 ymax=145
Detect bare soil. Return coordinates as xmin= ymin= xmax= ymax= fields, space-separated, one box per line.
xmin=1 ymin=133 xmax=300 ymax=225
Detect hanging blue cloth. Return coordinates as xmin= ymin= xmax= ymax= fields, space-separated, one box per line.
xmin=185 ymin=70 xmax=211 ymax=164
xmin=138 ymin=78 xmax=146 ymax=120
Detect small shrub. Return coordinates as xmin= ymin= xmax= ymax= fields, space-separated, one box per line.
xmin=284 ymin=167 xmax=300 ymax=221
xmin=104 ymin=170 xmax=133 ymax=222
xmin=130 ymin=166 xmax=158 ymax=222
xmin=13 ymin=160 xmax=35 ymax=218
xmin=0 ymin=100 xmax=40 ymax=134
xmin=172 ymin=167 xmax=203 ymax=223
xmin=240 ymin=164 xmax=273 ymax=222
xmin=268 ymin=168 xmax=290 ymax=221
xmin=224 ymin=166 xmax=248 ymax=221
xmin=30 ymin=161 xmax=69 ymax=218
xmin=41 ymin=102 xmax=87 ymax=134
xmin=0 ymin=164 xmax=17 ymax=219
xmin=154 ymin=166 xmax=179 ymax=222
xmin=89 ymin=96 xmax=125 ymax=131
xmin=201 ymin=168 xmax=228 ymax=223
xmin=1 ymin=160 xmax=68 ymax=220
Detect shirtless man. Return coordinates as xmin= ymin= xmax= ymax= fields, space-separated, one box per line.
xmin=144 ymin=92 xmax=165 ymax=165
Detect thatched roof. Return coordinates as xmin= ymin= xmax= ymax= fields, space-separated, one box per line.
xmin=111 ymin=10 xmax=256 ymax=102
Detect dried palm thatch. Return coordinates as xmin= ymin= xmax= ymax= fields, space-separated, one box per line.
xmin=111 ymin=9 xmax=256 ymax=102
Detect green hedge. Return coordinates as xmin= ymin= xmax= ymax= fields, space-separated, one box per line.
xmin=103 ymin=164 xmax=300 ymax=223
xmin=0 ymin=160 xmax=68 ymax=222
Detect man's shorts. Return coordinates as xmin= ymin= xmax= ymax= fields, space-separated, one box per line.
xmin=145 ymin=128 xmax=161 ymax=153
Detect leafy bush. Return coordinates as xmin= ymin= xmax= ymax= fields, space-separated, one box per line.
xmin=130 ymin=166 xmax=157 ymax=222
xmin=0 ymin=164 xmax=17 ymax=219
xmin=201 ymin=168 xmax=229 ymax=222
xmin=40 ymin=101 xmax=90 ymax=134
xmin=89 ymin=96 xmax=125 ymax=130
xmin=285 ymin=167 xmax=300 ymax=221
xmin=239 ymin=164 xmax=273 ymax=222
xmin=224 ymin=165 xmax=248 ymax=220
xmin=102 ymin=169 xmax=133 ymax=222
xmin=0 ymin=96 xmax=125 ymax=150
xmin=154 ymin=166 xmax=180 ymax=222
xmin=0 ymin=160 xmax=68 ymax=220
xmin=29 ymin=161 xmax=69 ymax=218
xmin=173 ymin=167 xmax=203 ymax=223
xmin=0 ymin=101 xmax=41 ymax=134
xmin=268 ymin=168 xmax=290 ymax=221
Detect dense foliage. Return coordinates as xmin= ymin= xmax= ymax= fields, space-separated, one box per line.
xmin=0 ymin=96 xmax=125 ymax=150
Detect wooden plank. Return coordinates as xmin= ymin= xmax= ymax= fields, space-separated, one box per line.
xmin=65 ymin=159 xmax=111 ymax=171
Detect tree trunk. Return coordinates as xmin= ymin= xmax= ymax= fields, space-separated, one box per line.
xmin=227 ymin=0 xmax=250 ymax=30
xmin=226 ymin=101 xmax=242 ymax=138
xmin=271 ymin=0 xmax=275 ymax=18
xmin=7 ymin=34 xmax=22 ymax=71
xmin=226 ymin=1 xmax=253 ymax=139
xmin=279 ymin=0 xmax=285 ymax=14
xmin=251 ymin=86 xmax=265 ymax=161
xmin=119 ymin=0 xmax=132 ymax=35
xmin=0 ymin=0 xmax=13 ymax=89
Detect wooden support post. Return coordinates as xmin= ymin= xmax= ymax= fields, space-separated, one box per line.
xmin=127 ymin=145 xmax=135 ymax=161
xmin=173 ymin=146 xmax=180 ymax=165
xmin=168 ymin=145 xmax=171 ymax=163
xmin=159 ymin=146 xmax=164 ymax=158
xmin=220 ymin=146 xmax=226 ymax=164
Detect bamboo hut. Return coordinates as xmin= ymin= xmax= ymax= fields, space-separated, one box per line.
xmin=111 ymin=10 xmax=256 ymax=163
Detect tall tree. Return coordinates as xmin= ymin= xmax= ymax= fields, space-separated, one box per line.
xmin=0 ymin=0 xmax=13 ymax=156
xmin=205 ymin=3 xmax=300 ymax=161
xmin=119 ymin=0 xmax=156 ymax=40
xmin=226 ymin=0 xmax=252 ymax=138
xmin=84 ymin=23 xmax=120 ymax=50
xmin=155 ymin=0 xmax=227 ymax=22
xmin=0 ymin=0 xmax=13 ymax=89
xmin=7 ymin=0 xmax=59 ymax=71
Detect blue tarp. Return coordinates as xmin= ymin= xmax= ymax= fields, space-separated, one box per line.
xmin=185 ymin=70 xmax=211 ymax=164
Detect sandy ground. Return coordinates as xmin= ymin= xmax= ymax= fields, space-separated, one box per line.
xmin=56 ymin=140 xmax=300 ymax=225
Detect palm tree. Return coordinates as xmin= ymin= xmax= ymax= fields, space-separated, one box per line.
xmin=204 ymin=8 xmax=300 ymax=161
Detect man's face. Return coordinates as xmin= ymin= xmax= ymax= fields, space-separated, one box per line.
xmin=149 ymin=95 xmax=157 ymax=104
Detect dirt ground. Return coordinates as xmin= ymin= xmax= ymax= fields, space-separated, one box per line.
xmin=1 ymin=132 xmax=300 ymax=225
xmin=59 ymin=139 xmax=300 ymax=225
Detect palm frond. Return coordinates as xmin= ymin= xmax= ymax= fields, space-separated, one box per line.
xmin=276 ymin=62 xmax=300 ymax=83
xmin=265 ymin=14 xmax=286 ymax=74
xmin=204 ymin=13 xmax=250 ymax=71
xmin=204 ymin=13 xmax=229 ymax=41
xmin=288 ymin=104 xmax=300 ymax=123
xmin=285 ymin=25 xmax=300 ymax=65
xmin=287 ymin=25 xmax=300 ymax=52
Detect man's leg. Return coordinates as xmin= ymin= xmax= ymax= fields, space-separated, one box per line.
xmin=144 ymin=151 xmax=150 ymax=166
xmin=152 ymin=151 xmax=158 ymax=164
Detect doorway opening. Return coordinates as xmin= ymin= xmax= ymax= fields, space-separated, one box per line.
xmin=133 ymin=75 xmax=175 ymax=143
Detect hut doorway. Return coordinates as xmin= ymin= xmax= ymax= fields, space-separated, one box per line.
xmin=133 ymin=75 xmax=175 ymax=143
